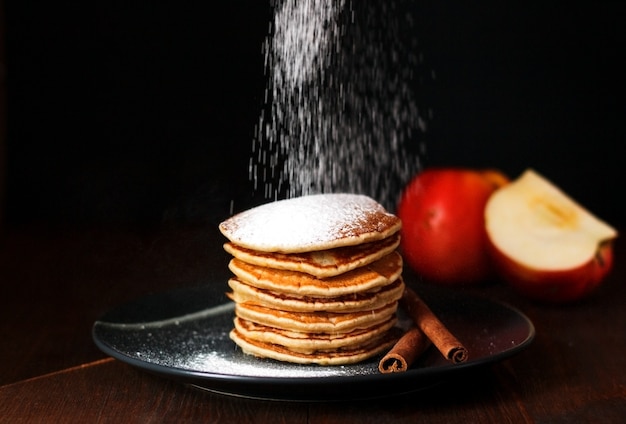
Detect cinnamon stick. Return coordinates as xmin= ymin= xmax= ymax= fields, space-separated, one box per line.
xmin=401 ymin=286 xmax=468 ymax=364
xmin=378 ymin=327 xmax=430 ymax=373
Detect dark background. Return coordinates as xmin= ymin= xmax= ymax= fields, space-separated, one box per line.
xmin=2 ymin=2 xmax=625 ymax=230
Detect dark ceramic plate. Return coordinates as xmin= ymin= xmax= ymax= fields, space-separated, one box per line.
xmin=92 ymin=282 xmax=534 ymax=401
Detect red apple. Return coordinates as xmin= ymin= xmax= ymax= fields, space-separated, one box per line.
xmin=485 ymin=169 xmax=618 ymax=303
xmin=397 ymin=167 xmax=509 ymax=285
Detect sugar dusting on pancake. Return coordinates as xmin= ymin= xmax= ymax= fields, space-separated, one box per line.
xmin=219 ymin=193 xmax=401 ymax=253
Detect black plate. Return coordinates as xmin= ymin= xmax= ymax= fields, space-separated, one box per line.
xmin=92 ymin=282 xmax=534 ymax=401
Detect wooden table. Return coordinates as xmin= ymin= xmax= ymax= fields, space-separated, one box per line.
xmin=1 ymin=223 xmax=625 ymax=423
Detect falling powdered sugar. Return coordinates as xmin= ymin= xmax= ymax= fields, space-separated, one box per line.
xmin=250 ymin=0 xmax=430 ymax=211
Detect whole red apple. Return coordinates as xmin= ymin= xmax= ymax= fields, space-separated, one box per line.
xmin=397 ymin=167 xmax=509 ymax=285
xmin=485 ymin=169 xmax=618 ymax=303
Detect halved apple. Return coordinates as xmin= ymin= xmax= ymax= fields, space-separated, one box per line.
xmin=485 ymin=169 xmax=618 ymax=303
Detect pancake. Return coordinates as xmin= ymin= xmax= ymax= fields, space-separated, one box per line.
xmin=234 ymin=301 xmax=398 ymax=334
xmin=228 ymin=278 xmax=405 ymax=313
xmin=224 ymin=232 xmax=400 ymax=278
xmin=219 ymin=193 xmax=402 ymax=253
xmin=232 ymin=316 xmax=398 ymax=353
xmin=219 ymin=193 xmax=405 ymax=365
xmin=229 ymin=325 xmax=402 ymax=365
xmin=228 ymin=251 xmax=403 ymax=297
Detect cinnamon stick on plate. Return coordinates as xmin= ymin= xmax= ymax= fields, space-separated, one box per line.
xmin=378 ymin=327 xmax=430 ymax=373
xmin=401 ymin=286 xmax=469 ymax=364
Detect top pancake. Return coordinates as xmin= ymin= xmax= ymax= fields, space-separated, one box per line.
xmin=219 ymin=193 xmax=401 ymax=253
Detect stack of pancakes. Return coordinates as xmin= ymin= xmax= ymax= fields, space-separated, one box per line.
xmin=219 ymin=193 xmax=405 ymax=365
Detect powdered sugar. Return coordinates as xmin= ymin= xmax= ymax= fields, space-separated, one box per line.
xmin=249 ymin=0 xmax=428 ymax=211
xmin=219 ymin=193 xmax=401 ymax=253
